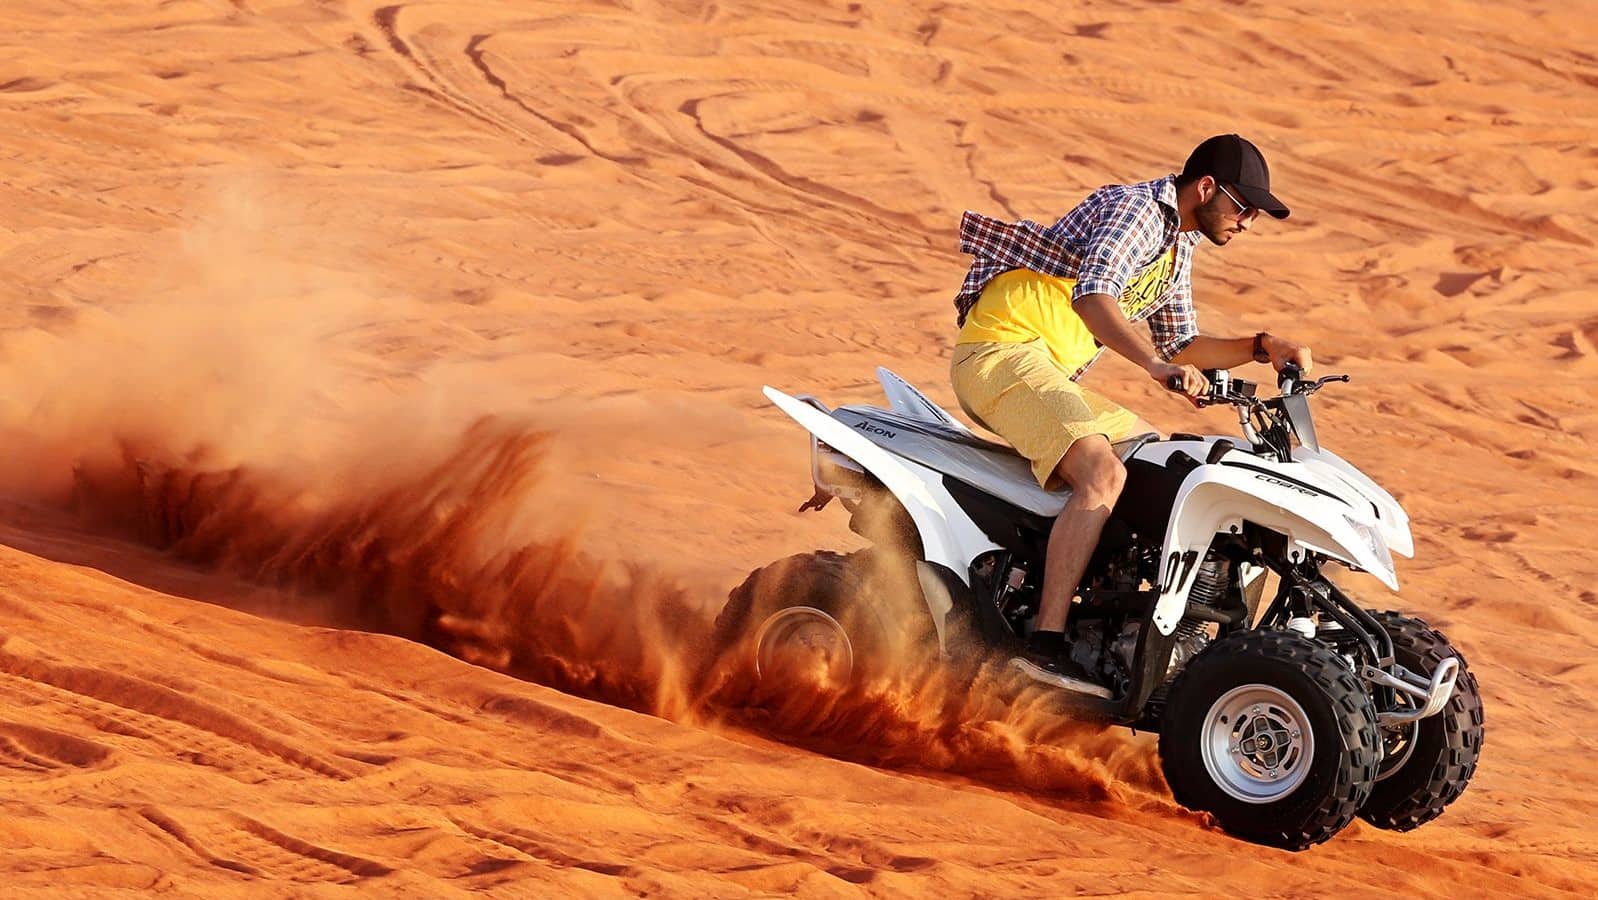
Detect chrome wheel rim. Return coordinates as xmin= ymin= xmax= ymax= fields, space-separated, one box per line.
xmin=1201 ymin=684 xmax=1316 ymax=804
xmin=752 ymin=607 xmax=853 ymax=686
xmin=1376 ymin=695 xmax=1418 ymax=782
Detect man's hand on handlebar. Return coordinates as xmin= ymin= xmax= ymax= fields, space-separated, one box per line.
xmin=1261 ymin=333 xmax=1314 ymax=375
xmin=1150 ymin=362 xmax=1208 ymax=403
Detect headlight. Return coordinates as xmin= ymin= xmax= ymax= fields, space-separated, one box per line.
xmin=1343 ymin=514 xmax=1395 ymax=574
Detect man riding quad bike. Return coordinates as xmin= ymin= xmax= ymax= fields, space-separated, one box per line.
xmin=703 ymin=365 xmax=1483 ymax=850
xmin=702 ymin=136 xmax=1484 ymax=849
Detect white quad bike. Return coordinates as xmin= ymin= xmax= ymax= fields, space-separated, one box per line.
xmin=706 ymin=363 xmax=1484 ymax=850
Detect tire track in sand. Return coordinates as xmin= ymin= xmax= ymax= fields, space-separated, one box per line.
xmin=0 ymin=646 xmax=356 ymax=780
xmin=371 ymin=5 xmax=533 ymax=142
xmin=450 ymin=817 xmax=634 ymax=878
xmin=138 ymin=807 xmax=393 ymax=883
xmin=0 ymin=721 xmax=114 ymax=777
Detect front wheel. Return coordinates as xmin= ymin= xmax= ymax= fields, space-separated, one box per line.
xmin=1159 ymin=630 xmax=1382 ymax=850
xmin=1358 ymin=611 xmax=1485 ymax=831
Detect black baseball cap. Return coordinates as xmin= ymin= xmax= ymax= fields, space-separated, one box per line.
xmin=1182 ymin=134 xmax=1289 ymax=219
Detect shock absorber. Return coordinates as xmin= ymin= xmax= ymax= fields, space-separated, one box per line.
xmin=1169 ymin=618 xmax=1209 ymax=672
xmin=1166 ymin=556 xmax=1229 ymax=672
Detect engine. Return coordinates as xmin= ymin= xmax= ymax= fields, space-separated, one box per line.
xmin=979 ymin=544 xmax=1229 ymax=692
xmin=1113 ymin=553 xmax=1227 ymax=680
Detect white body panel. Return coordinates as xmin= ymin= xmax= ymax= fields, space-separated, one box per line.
xmin=1293 ymin=445 xmax=1413 ymax=558
xmin=1131 ymin=440 xmax=1400 ymax=634
xmin=764 ymin=387 xmax=1000 ymax=588
xmin=766 ymin=372 xmax=1409 ymax=641
xmin=875 ymin=367 xmax=975 ymax=436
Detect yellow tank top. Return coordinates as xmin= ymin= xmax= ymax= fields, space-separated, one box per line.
xmin=956 ymin=248 xmax=1178 ymax=374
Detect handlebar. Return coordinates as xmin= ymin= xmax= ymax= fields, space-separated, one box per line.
xmin=1162 ymin=364 xmax=1350 ymax=461
xmin=1167 ymin=366 xmax=1348 ymax=407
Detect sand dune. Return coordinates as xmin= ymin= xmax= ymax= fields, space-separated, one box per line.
xmin=2 ymin=0 xmax=1596 ymax=895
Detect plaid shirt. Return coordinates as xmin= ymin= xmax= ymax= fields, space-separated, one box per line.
xmin=953 ymin=175 xmax=1201 ymax=378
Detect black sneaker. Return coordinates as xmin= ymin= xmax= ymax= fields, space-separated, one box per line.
xmin=1009 ymin=648 xmax=1113 ymax=699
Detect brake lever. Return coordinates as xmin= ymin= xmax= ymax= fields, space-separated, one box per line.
xmin=1301 ymin=374 xmax=1351 ymax=395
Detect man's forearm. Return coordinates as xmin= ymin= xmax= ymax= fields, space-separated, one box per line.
xmin=1169 ymin=334 xmax=1256 ymax=369
xmin=1173 ymin=332 xmax=1316 ymax=374
xmin=1073 ymin=293 xmax=1163 ymax=371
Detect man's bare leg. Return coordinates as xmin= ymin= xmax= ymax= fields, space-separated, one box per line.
xmin=1011 ymin=434 xmax=1127 ymax=694
xmin=1037 ymin=435 xmax=1127 ymax=630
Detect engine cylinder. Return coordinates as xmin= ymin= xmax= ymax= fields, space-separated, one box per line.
xmin=1188 ymin=556 xmax=1229 ymax=607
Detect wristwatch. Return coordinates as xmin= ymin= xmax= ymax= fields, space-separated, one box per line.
xmin=1252 ymin=331 xmax=1271 ymax=364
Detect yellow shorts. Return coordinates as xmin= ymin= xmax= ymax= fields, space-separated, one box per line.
xmin=951 ymin=338 xmax=1139 ymax=491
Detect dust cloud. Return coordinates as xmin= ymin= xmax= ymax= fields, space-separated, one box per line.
xmin=0 ymin=186 xmax=1163 ymax=808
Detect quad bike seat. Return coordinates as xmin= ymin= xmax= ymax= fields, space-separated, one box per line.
xmin=831 ymin=403 xmax=1156 ymax=518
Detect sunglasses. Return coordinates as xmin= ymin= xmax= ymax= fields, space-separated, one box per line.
xmin=1215 ymin=182 xmax=1258 ymax=223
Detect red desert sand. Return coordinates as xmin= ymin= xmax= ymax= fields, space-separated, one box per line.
xmin=0 ymin=0 xmax=1595 ymax=895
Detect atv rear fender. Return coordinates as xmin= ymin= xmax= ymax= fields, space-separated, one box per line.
xmin=763 ymin=386 xmax=999 ymax=590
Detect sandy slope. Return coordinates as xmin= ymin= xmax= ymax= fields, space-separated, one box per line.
xmin=1 ymin=0 xmax=1596 ymax=895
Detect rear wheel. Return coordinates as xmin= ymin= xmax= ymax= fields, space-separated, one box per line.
xmin=1159 ymin=630 xmax=1381 ymax=850
xmin=1358 ymin=611 xmax=1485 ymax=831
xmin=752 ymin=604 xmax=855 ymax=686
xmin=697 ymin=549 xmax=927 ymax=700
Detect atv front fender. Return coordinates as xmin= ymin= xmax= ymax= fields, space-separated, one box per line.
xmin=1154 ymin=461 xmax=1399 ymax=635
